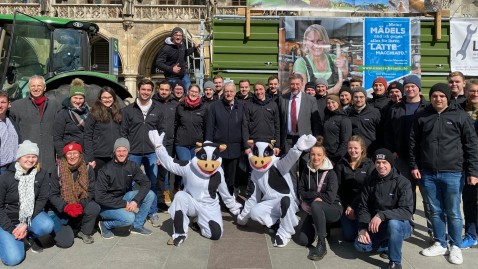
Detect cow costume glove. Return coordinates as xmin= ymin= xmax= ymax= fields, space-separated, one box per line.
xmin=148 ymin=130 xmax=165 ymax=148
xmin=295 ymin=134 xmax=317 ymax=151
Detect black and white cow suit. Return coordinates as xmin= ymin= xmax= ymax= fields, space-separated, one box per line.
xmin=149 ymin=130 xmax=242 ymax=246
xmin=237 ymin=134 xmax=317 ymax=247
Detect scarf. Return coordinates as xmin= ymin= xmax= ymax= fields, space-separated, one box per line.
xmin=32 ymin=96 xmax=46 ymax=118
xmin=65 ymin=100 xmax=89 ymax=131
xmin=15 ymin=162 xmax=37 ymax=225
xmin=465 ymin=101 xmax=478 ymax=122
xmin=58 ymin=156 xmax=89 ymax=204
xmin=185 ymin=96 xmax=201 ymax=109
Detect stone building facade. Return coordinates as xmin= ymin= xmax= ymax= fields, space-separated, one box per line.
xmin=1 ymin=0 xmax=477 ymax=96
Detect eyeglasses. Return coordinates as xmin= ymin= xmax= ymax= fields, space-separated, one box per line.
xmin=66 ymin=152 xmax=80 ymax=157
xmin=101 ymin=96 xmax=114 ymax=100
xmin=173 ymin=34 xmax=183 ymax=37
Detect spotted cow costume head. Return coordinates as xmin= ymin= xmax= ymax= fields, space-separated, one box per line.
xmin=192 ymin=141 xmax=227 ymax=177
xmin=247 ymin=140 xmax=278 ymax=172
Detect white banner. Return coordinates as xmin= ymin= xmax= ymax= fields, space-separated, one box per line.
xmin=451 ymin=18 xmax=478 ymax=76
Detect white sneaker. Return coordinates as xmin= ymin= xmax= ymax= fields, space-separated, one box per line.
xmin=448 ymin=245 xmax=463 ymax=265
xmin=421 ymin=242 xmax=447 ymax=257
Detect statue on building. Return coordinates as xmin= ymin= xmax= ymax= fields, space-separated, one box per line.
xmin=123 ymin=0 xmax=134 ymax=18
xmin=40 ymin=0 xmax=50 ymax=16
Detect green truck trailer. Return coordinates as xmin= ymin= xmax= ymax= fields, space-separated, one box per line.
xmin=211 ymin=16 xmax=451 ymax=95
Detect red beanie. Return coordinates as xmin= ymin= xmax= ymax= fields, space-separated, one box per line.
xmin=63 ymin=143 xmax=83 ymax=156
xmin=373 ymin=77 xmax=388 ymax=89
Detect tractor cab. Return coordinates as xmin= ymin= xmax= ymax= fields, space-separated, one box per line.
xmin=0 ymin=12 xmax=130 ymax=103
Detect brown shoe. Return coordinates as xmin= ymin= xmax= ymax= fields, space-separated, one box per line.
xmin=164 ymin=190 xmax=172 ymax=206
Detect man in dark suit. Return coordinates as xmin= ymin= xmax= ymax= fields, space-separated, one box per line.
xmin=279 ymin=73 xmax=321 ymax=191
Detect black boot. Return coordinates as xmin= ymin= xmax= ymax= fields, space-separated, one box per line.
xmin=385 ymin=261 xmax=402 ymax=269
xmin=307 ymin=236 xmax=327 ymax=261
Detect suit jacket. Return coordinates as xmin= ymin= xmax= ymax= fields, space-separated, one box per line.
xmin=279 ymin=92 xmax=321 ymax=150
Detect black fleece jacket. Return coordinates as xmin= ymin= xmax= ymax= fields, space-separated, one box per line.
xmin=152 ymin=94 xmax=178 ymax=147
xmin=174 ymin=101 xmax=207 ymax=147
xmin=335 ymin=156 xmax=375 ymax=210
xmin=409 ymin=103 xmax=478 ymax=176
xmin=0 ymin=164 xmax=50 ymax=233
xmin=323 ymin=109 xmax=352 ymax=163
xmin=384 ymin=96 xmax=428 ymax=158
xmin=121 ymin=100 xmax=164 ymax=155
xmin=357 ymin=168 xmax=413 ymax=230
xmin=347 ymin=105 xmax=381 ymax=147
xmin=242 ymin=96 xmax=281 ymax=149
xmin=95 ymin=160 xmax=151 ymax=209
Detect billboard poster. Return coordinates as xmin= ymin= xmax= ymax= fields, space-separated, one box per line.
xmin=450 ymin=18 xmax=478 ymax=76
xmin=248 ymin=0 xmax=441 ymax=13
xmin=279 ymin=17 xmax=420 ymax=94
xmin=363 ymin=18 xmax=411 ymax=89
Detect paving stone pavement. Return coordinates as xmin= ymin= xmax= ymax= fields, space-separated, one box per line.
xmin=9 ymin=192 xmax=478 ymax=269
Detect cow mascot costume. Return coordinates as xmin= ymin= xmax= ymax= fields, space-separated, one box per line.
xmin=149 ymin=131 xmax=242 ymax=246
xmin=237 ymin=134 xmax=317 ymax=247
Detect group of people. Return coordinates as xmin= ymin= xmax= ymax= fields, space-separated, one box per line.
xmin=0 ymin=25 xmax=476 ymax=269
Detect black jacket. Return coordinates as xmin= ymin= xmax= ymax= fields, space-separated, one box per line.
xmin=52 ymin=99 xmax=89 ymax=157
xmin=450 ymin=95 xmax=466 ymax=105
xmin=84 ymin=111 xmax=121 ymax=162
xmin=323 ymin=109 xmax=352 ymax=163
xmin=152 ymin=94 xmax=178 ymax=147
xmin=236 ymin=92 xmax=253 ymax=103
xmin=384 ymin=96 xmax=428 ymax=159
xmin=316 ymin=94 xmax=327 ymax=125
xmin=174 ymin=101 xmax=207 ymax=147
xmin=49 ymin=165 xmax=96 ymax=213
xmin=95 ymin=160 xmax=151 ymax=209
xmin=409 ymin=103 xmax=478 ymax=176
xmin=368 ymin=93 xmax=390 ymax=113
xmin=335 ymin=156 xmax=374 ymax=210
xmin=357 ymin=168 xmax=413 ymax=230
xmin=201 ymin=95 xmax=218 ymax=109
xmin=242 ymin=96 xmax=281 ymax=149
xmin=121 ymin=101 xmax=164 ymax=155
xmin=347 ymin=105 xmax=381 ymax=147
xmin=298 ymin=160 xmax=342 ymax=206
xmin=205 ymin=98 xmax=244 ymax=159
xmin=155 ymin=37 xmax=196 ymax=79
xmin=0 ymin=164 xmax=50 ymax=233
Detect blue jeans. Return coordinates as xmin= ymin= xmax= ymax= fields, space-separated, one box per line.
xmin=99 ymin=190 xmax=155 ymax=230
xmin=354 ymin=220 xmax=412 ymax=264
xmin=128 ymin=153 xmax=158 ymax=216
xmin=419 ymin=170 xmax=464 ymax=247
xmin=0 ymin=212 xmax=53 ymax=266
xmin=174 ymin=145 xmax=197 ymax=188
xmin=341 ymin=214 xmax=358 ymax=242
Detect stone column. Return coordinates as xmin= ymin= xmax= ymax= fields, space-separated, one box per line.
xmin=123 ymin=74 xmax=137 ymax=101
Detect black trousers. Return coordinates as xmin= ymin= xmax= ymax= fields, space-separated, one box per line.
xmin=222 ymin=157 xmax=239 ymax=194
xmin=284 ymin=136 xmax=307 ymax=196
xmin=463 ymin=183 xmax=478 ymax=237
xmin=53 ymin=200 xmax=101 ymax=248
xmin=298 ymin=201 xmax=342 ymax=246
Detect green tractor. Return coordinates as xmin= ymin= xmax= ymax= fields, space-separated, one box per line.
xmin=0 ymin=12 xmax=131 ymax=105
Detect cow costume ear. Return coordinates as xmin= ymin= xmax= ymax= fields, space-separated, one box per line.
xmin=247 ymin=140 xmax=254 ymax=148
xmin=219 ymin=144 xmax=227 ymax=152
xmin=269 ymin=140 xmax=276 ymax=149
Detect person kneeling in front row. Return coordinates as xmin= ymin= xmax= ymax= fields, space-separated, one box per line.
xmin=95 ymin=138 xmax=155 ymax=239
xmin=354 ymin=148 xmax=413 ymax=269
